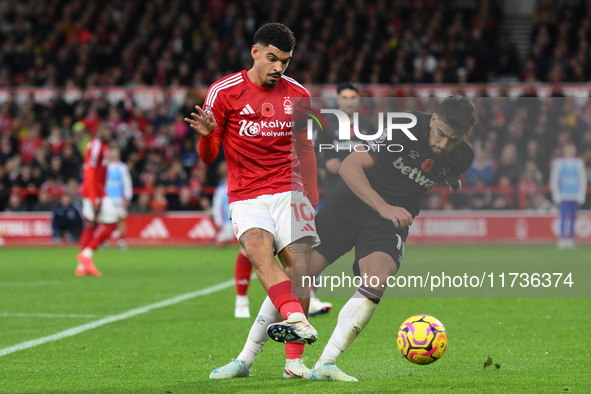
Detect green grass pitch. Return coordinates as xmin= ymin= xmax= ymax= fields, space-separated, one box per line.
xmin=0 ymin=245 xmax=589 ymax=393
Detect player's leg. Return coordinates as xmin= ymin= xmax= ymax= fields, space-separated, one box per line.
xmin=559 ymin=201 xmax=568 ymax=248
xmin=214 ymin=243 xmax=328 ymax=380
xmin=308 ymin=249 xmax=333 ymax=317
xmin=78 ymin=198 xmax=118 ymax=275
xmin=311 ymin=223 xmax=405 ymax=382
xmin=311 ymin=252 xmax=397 ymax=382
xmin=114 ymin=217 xmax=127 ymax=249
xmin=76 ymin=198 xmax=101 ymax=276
xmin=52 ymin=215 xmax=64 ymax=243
xmin=79 ymin=198 xmax=98 ymax=249
xmin=273 ymin=236 xmax=315 ymax=378
xmin=265 ymin=191 xmax=319 ymax=345
xmin=234 ymin=246 xmax=253 ymax=318
xmin=257 ymin=192 xmax=317 ymax=344
xmin=210 ymin=295 xmax=281 ymax=379
xmin=309 ymin=285 xmax=332 ymax=317
xmin=567 ymin=201 xmax=578 ymax=248
xmin=210 ymin=198 xmax=317 ymax=379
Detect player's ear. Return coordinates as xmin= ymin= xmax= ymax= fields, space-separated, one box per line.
xmin=429 ymin=113 xmax=437 ymax=127
xmin=251 ymin=45 xmax=259 ymax=60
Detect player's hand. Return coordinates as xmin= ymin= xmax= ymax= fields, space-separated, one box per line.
xmin=449 ymin=181 xmax=462 ymax=194
xmin=325 ymin=158 xmax=342 ymax=174
xmin=184 ymin=105 xmax=217 ymax=136
xmin=377 ymin=204 xmax=413 ymax=229
xmin=446 ymin=178 xmax=462 ymax=194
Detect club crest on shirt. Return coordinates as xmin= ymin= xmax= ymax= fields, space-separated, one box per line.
xmin=283 ymin=98 xmax=292 ymax=114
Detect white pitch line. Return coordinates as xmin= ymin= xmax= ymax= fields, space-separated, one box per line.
xmin=0 ymin=278 xmax=235 ymax=358
xmin=0 ymin=312 xmax=102 ymax=319
xmin=0 ymin=281 xmax=67 ymax=287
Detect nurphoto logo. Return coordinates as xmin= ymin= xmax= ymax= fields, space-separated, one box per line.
xmin=305 ymin=107 xmax=418 ymax=153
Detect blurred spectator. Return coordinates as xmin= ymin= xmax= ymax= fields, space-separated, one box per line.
xmin=34 ymin=189 xmax=54 ymax=211
xmin=0 ymin=0 xmax=589 ymax=213
xmin=4 ymin=192 xmax=23 ymax=212
xmin=518 ymin=161 xmax=544 ymax=208
xmin=169 ymin=186 xmax=199 ymax=211
xmin=315 ymin=81 xmax=374 ymax=201
xmin=40 ymin=175 xmax=66 ymax=204
xmin=51 ymin=193 xmax=83 ymax=243
xmin=0 ymin=0 xmax=519 ymax=86
xmin=130 ymin=192 xmax=152 ymax=213
xmin=465 ymin=149 xmax=495 ymax=186
xmin=60 ymin=143 xmax=83 ymax=182
xmin=179 ymin=137 xmax=199 ymax=175
xmin=150 ymin=186 xmax=168 ymax=213
xmin=531 ymin=193 xmax=553 ymax=212
xmin=495 ymin=143 xmax=522 ymax=186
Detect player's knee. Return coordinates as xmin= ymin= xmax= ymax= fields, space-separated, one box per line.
xmin=240 ymin=230 xmax=274 ymax=262
xmin=359 ymin=252 xmax=398 ymax=283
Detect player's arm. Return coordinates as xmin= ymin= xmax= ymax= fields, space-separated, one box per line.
xmin=445 ymin=175 xmax=462 ymax=193
xmin=211 ymin=188 xmax=223 ymax=227
xmin=185 ymin=105 xmax=221 ymax=165
xmin=549 ymin=160 xmax=561 ymax=204
xmin=339 ymin=151 xmax=412 ymax=229
xmin=294 ymin=128 xmax=319 ymax=208
xmin=85 ymin=167 xmax=98 ymax=203
xmin=577 ymin=159 xmax=587 ymax=205
xmin=122 ymin=164 xmax=133 ymax=206
xmin=85 ymin=140 xmax=102 ymax=208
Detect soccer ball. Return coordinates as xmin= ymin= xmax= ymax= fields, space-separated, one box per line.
xmin=397 ymin=314 xmax=447 ymax=365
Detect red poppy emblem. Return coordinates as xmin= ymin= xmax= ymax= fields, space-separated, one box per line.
xmin=261 ymin=103 xmax=274 ymax=117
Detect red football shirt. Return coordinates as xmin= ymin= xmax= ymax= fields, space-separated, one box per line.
xmin=80 ymin=138 xmax=109 ymax=202
xmin=198 ymin=69 xmax=318 ymax=206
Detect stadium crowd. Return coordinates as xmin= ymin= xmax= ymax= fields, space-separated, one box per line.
xmin=0 ymin=0 xmax=569 ymax=87
xmin=0 ymin=0 xmax=590 ymax=213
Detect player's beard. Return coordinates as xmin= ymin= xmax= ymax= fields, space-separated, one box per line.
xmin=263 ymin=73 xmax=282 ymax=87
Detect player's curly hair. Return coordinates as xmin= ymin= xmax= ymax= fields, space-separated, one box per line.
xmin=437 ymin=94 xmax=477 ymax=135
xmin=253 ymin=23 xmax=296 ymax=52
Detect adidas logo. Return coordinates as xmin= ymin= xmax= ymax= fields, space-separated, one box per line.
xmin=239 ymin=104 xmax=255 ymax=115
xmin=140 ymin=218 xmax=170 ymax=239
xmin=188 ymin=220 xmax=217 ymax=239
xmin=301 ymin=223 xmax=315 ymax=232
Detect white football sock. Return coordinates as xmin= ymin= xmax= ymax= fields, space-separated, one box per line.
xmin=315 ymin=290 xmax=378 ymax=368
xmin=82 ymin=247 xmax=93 ymax=258
xmin=235 ymin=295 xmax=249 ymax=307
xmin=237 ymin=296 xmax=282 ymax=368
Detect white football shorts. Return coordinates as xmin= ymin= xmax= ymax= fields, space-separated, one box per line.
xmin=229 ymin=190 xmax=319 ymax=253
xmin=82 ymin=197 xmax=127 ymax=224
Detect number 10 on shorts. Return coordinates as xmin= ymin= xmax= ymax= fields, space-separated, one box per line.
xmin=291 ymin=203 xmax=314 ymax=222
